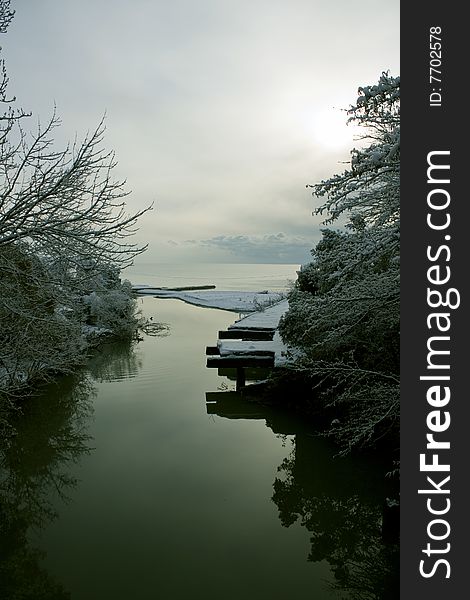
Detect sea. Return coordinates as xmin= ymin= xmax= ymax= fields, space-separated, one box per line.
xmin=124 ymin=262 xmax=301 ymax=292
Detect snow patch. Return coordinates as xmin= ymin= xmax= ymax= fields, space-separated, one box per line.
xmin=218 ymin=330 xmax=291 ymax=367
xmin=229 ymin=299 xmax=289 ymax=329
xmin=135 ymin=288 xmax=285 ymax=312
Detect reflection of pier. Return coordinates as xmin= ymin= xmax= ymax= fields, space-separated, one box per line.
xmin=205 ymin=390 xmax=391 ymax=498
xmin=206 ymin=389 xmax=398 ymax=594
xmin=206 ymin=300 xmax=289 ymax=389
xmin=207 ymin=388 xmax=397 ymax=525
xmin=206 ymin=391 xmax=300 ymax=435
xmin=206 ymin=331 xmax=399 ymax=598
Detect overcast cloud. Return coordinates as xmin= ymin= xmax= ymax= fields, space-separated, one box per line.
xmin=2 ymin=0 xmax=399 ymax=263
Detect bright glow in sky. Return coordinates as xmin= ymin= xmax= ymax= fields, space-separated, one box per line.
xmin=308 ymin=107 xmax=362 ymax=150
xmin=2 ymin=0 xmax=399 ymax=264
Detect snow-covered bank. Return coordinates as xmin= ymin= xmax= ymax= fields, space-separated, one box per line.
xmin=133 ymin=286 xmax=285 ymax=312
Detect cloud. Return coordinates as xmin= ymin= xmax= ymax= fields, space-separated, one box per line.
xmin=3 ymin=0 xmax=399 ymax=265
xmin=187 ymin=232 xmax=315 ymax=263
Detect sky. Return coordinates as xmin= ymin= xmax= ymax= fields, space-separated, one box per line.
xmin=2 ymin=0 xmax=399 ymax=264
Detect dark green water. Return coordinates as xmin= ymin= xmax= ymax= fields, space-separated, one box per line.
xmin=0 ymin=297 xmax=398 ymax=599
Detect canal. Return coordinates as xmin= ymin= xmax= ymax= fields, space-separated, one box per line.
xmin=0 ymin=270 xmax=397 ymax=599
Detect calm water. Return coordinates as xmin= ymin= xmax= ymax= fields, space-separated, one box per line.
xmin=0 ymin=265 xmax=397 ymax=599
xmin=125 ymin=262 xmax=300 ymax=292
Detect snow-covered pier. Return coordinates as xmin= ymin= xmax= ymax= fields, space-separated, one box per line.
xmin=206 ymin=299 xmax=290 ymax=389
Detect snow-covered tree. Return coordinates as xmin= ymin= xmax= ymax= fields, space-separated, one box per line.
xmin=279 ymin=73 xmax=400 ymax=452
xmin=0 ymin=1 xmax=151 ymax=276
xmin=0 ymin=114 xmax=150 ymax=273
xmin=0 ymin=0 xmax=14 ymax=32
xmin=0 ymin=4 xmax=150 ymax=399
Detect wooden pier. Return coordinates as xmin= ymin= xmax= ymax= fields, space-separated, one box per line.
xmin=205 ymin=300 xmax=289 ymax=390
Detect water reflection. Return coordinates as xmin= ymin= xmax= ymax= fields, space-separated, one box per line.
xmin=206 ymin=391 xmax=399 ymax=600
xmin=0 ymin=374 xmax=93 ymax=599
xmin=273 ymin=438 xmax=399 ymax=599
xmin=1 ymin=307 xmax=399 ymax=600
xmin=86 ymin=339 xmax=144 ymax=382
xmin=0 ymin=340 xmax=145 ymax=599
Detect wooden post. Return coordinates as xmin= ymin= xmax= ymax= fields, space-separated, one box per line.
xmin=236 ymin=367 xmax=246 ymax=390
